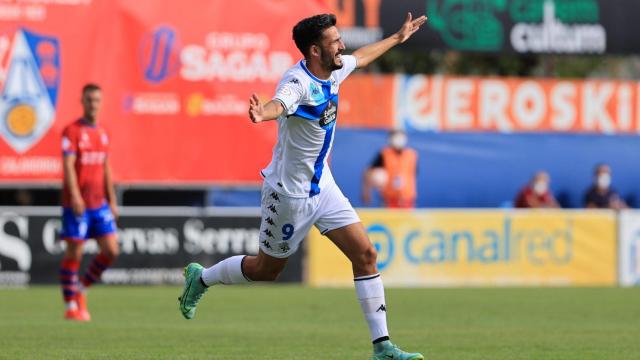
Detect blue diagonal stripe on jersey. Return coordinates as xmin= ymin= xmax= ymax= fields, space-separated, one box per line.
xmin=309 ymin=122 xmax=335 ymax=197
xmin=292 ymin=102 xmax=327 ymax=120
xmin=292 ymin=92 xmax=337 ymax=121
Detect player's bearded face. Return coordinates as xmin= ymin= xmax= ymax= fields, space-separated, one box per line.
xmin=320 ymin=45 xmax=343 ymax=71
xmin=319 ymin=27 xmax=346 ymax=71
xmin=82 ymin=90 xmax=102 ymax=120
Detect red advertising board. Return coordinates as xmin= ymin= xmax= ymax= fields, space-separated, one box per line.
xmin=0 ymin=0 xmax=326 ymax=184
xmin=1 ymin=1 xmax=638 ymax=185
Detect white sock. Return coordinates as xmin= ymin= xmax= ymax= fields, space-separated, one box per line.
xmin=201 ymin=255 xmax=251 ymax=286
xmin=354 ymin=273 xmax=389 ymax=342
xmin=66 ymin=300 xmax=78 ymax=311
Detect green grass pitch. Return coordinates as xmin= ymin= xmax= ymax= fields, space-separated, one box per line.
xmin=0 ymin=286 xmax=639 ymax=359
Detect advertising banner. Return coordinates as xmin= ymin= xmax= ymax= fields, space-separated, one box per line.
xmin=329 ymin=0 xmax=640 ymax=54
xmin=307 ymin=209 xmax=617 ymax=287
xmin=341 ymin=74 xmax=640 ymax=134
xmin=0 ymin=207 xmax=303 ymax=286
xmin=2 ymin=0 xmax=640 ymax=185
xmin=619 ymin=210 xmax=640 ymax=287
xmin=0 ymin=0 xmax=327 ymax=184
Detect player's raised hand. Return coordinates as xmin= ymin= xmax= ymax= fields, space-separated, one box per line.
xmin=248 ymin=93 xmax=264 ymax=123
xmin=395 ymin=12 xmax=427 ymax=43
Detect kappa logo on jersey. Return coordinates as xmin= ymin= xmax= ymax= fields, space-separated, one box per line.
xmin=319 ymin=101 xmax=337 ymax=128
xmin=0 ymin=28 xmax=60 ymax=154
xmin=269 ymin=192 xmax=280 ymax=202
xmin=265 ymin=217 xmax=275 ymax=226
xmin=268 ymin=204 xmax=278 ymax=215
xmin=263 ymin=229 xmax=275 ymax=239
xmin=261 ymin=239 xmax=272 ymax=249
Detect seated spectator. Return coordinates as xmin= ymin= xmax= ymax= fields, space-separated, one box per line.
xmin=584 ymin=164 xmax=627 ymax=210
xmin=362 ymin=129 xmax=418 ymax=208
xmin=514 ymin=171 xmax=559 ymax=208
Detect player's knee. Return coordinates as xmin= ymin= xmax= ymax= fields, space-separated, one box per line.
xmin=102 ymin=247 xmax=119 ymax=260
xmin=353 ymin=245 xmax=378 ymax=272
xmin=99 ymin=236 xmax=119 ymax=259
xmin=363 ymin=245 xmax=378 ymax=267
xmin=64 ymin=242 xmax=83 ymax=260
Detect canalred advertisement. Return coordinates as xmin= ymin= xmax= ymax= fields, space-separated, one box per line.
xmin=0 ymin=0 xmax=326 ymax=184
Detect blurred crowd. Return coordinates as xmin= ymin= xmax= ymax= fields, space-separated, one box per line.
xmin=363 ymin=131 xmax=629 ymax=210
xmin=513 ymin=164 xmax=627 ymax=210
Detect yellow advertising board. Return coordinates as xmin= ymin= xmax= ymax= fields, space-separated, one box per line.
xmin=307 ymin=210 xmax=617 ymax=287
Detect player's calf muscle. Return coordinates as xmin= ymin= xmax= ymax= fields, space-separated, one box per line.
xmin=242 ymin=255 xmax=286 ymax=281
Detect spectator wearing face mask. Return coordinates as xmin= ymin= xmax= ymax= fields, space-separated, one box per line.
xmin=362 ymin=129 xmax=418 ymax=208
xmin=584 ymin=164 xmax=627 ymax=210
xmin=514 ymin=171 xmax=560 ymax=208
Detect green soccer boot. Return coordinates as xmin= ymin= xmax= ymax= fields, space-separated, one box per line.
xmin=372 ymin=340 xmax=424 ymax=360
xmin=178 ymin=263 xmax=208 ymax=319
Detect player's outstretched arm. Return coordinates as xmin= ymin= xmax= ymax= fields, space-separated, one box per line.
xmin=352 ymin=12 xmax=427 ymax=68
xmin=248 ymin=93 xmax=284 ymax=123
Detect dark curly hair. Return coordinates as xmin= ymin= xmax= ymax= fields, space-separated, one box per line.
xmin=292 ymin=14 xmax=337 ymax=58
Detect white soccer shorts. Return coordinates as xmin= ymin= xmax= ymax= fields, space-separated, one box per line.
xmin=258 ymin=181 xmax=360 ymax=258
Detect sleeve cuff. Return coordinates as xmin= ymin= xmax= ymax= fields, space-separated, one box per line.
xmin=273 ymin=98 xmax=288 ymax=114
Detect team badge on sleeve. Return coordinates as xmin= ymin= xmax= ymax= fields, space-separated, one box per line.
xmin=62 ymin=136 xmax=71 ymax=151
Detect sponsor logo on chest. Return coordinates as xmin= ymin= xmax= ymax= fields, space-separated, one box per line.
xmin=319 ymin=100 xmax=337 ymax=128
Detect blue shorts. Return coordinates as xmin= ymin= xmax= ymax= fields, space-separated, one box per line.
xmin=61 ymin=203 xmax=117 ymax=241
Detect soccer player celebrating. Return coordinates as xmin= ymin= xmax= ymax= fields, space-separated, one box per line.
xmin=59 ymin=83 xmax=119 ymax=321
xmin=180 ymin=13 xmax=427 ymax=359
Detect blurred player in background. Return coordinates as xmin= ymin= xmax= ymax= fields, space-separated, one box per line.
xmin=59 ymin=83 xmax=119 ymax=321
xmin=363 ymin=129 xmax=418 ymax=208
xmin=180 ymin=13 xmax=427 ymax=360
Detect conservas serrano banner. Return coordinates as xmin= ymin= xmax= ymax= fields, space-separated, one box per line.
xmin=307 ymin=209 xmax=617 ymax=287
xmin=0 ymin=207 xmax=303 ymax=285
xmin=0 ymin=0 xmax=327 ymax=184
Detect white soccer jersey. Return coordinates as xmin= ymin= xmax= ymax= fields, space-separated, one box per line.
xmin=261 ymin=54 xmax=357 ymax=198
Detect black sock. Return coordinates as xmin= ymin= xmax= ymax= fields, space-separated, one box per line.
xmin=373 ymin=336 xmax=390 ymax=344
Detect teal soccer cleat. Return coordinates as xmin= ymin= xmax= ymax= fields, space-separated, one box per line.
xmin=178 ymin=263 xmax=208 ymax=319
xmin=372 ymin=340 xmax=424 ymax=360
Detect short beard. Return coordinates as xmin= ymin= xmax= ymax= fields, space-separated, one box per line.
xmin=320 ymin=48 xmax=343 ymax=71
